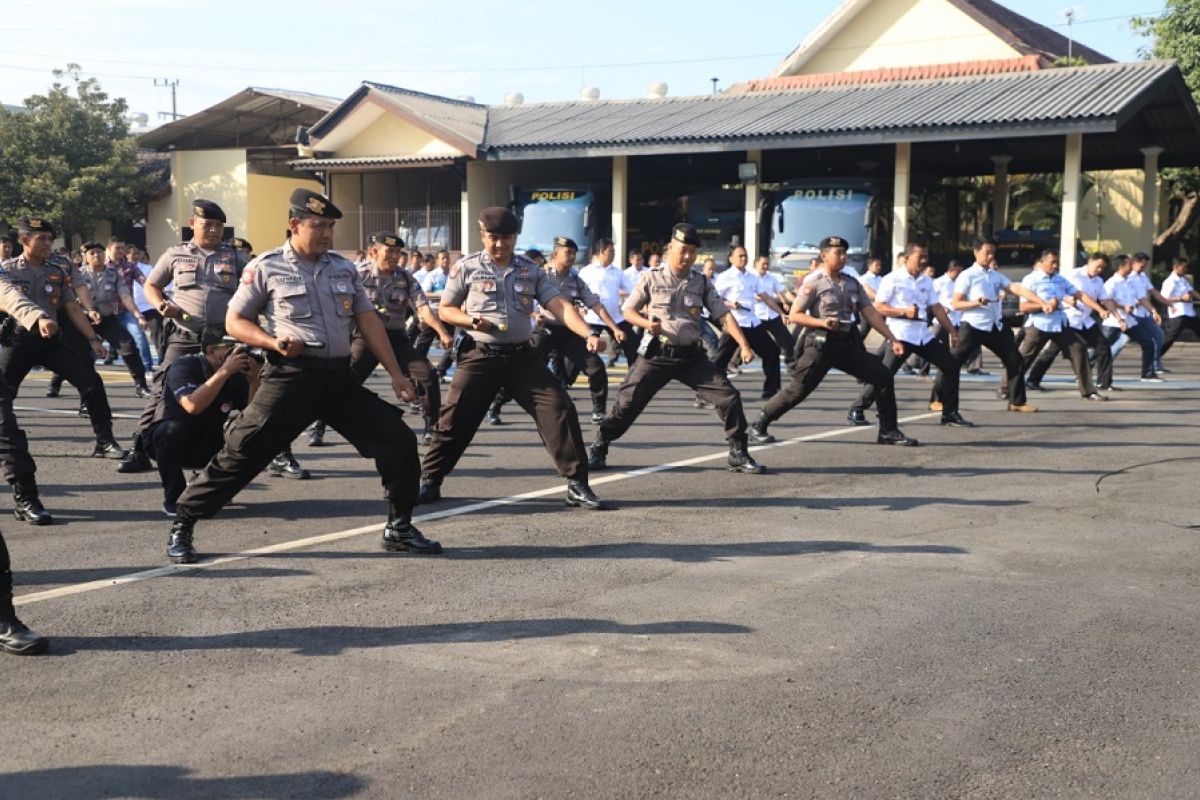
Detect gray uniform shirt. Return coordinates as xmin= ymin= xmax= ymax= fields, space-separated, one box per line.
xmin=0 ymin=261 xmax=58 ymax=331
xmin=622 ymin=265 xmax=728 ymax=347
xmin=442 ymin=252 xmax=562 ymax=345
xmin=147 ymin=242 xmax=246 ymax=334
xmin=0 ymin=256 xmax=78 ymax=322
xmin=796 ymin=269 xmax=870 ymax=322
xmin=541 ymin=267 xmax=600 ymax=327
xmin=228 ymin=242 xmax=372 ymax=359
xmin=358 ymin=264 xmax=427 ymax=331
xmin=78 ymin=266 xmax=132 ymax=317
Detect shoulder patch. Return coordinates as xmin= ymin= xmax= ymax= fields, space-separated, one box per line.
xmin=241 ymin=266 xmax=256 ymax=285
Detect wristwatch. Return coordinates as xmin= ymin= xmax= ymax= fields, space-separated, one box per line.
xmin=471 ymin=315 xmax=483 ymax=330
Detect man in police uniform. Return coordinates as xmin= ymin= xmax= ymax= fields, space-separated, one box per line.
xmin=0 ymin=532 xmax=47 ymax=654
xmin=118 ymin=201 xmax=310 ymax=480
xmin=747 ymin=236 xmax=918 ymax=447
xmin=417 ymin=208 xmax=605 ymax=510
xmin=165 ymin=189 xmax=438 ymax=563
xmin=230 ymin=237 xmax=253 ymax=258
xmin=0 ymin=218 xmax=126 ymax=459
xmin=77 ymin=241 xmax=150 ymax=396
xmin=486 ymin=236 xmax=624 ymax=426
xmin=309 ymin=232 xmax=452 ymax=446
xmin=588 ymin=223 xmax=766 ymax=473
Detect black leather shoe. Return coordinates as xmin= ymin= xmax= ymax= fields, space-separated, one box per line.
xmin=1097 ymin=384 xmax=1122 ymax=392
xmin=727 ymin=439 xmax=766 ymax=474
xmin=167 ymin=513 xmax=198 ymax=564
xmin=92 ymin=439 xmax=128 ymax=460
xmin=307 ymin=422 xmax=326 ymax=447
xmin=693 ymin=397 xmax=714 ymax=409
xmin=268 ymin=449 xmax=310 ymax=480
xmin=747 ymin=417 xmax=775 ymax=444
xmin=117 ymin=448 xmax=153 ymax=473
xmin=877 ymin=429 xmax=919 ymax=446
xmin=417 ymin=476 xmax=442 ymax=504
xmin=565 ymin=480 xmax=605 ymax=510
xmin=940 ymin=412 xmax=975 ymax=427
xmin=0 ymin=619 xmax=48 ymax=655
xmin=44 ymin=383 xmax=60 ymax=398
xmin=134 ymin=382 xmax=151 ymax=399
xmin=78 ymin=404 xmax=90 ymax=418
xmin=485 ymin=410 xmax=502 ymax=426
xmin=382 ymin=520 xmax=443 ymax=554
xmin=1026 ymin=381 xmax=1045 ymax=391
xmin=13 ymin=484 xmax=51 ymax=526
xmin=591 ymin=411 xmax=604 ymax=424
xmin=587 ymin=443 xmax=608 ymax=471
xmin=1084 ymin=392 xmax=1108 ymax=402
xmin=847 ymin=409 xmax=870 ymax=426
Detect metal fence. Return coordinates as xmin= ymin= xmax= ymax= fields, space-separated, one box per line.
xmin=335 ymin=204 xmax=461 ymax=253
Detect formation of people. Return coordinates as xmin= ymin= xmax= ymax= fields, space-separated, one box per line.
xmin=0 ymin=191 xmax=1196 ymax=656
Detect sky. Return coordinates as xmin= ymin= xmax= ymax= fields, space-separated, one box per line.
xmin=0 ymin=0 xmax=1166 ymax=125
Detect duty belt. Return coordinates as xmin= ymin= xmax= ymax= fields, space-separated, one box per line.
xmin=658 ymin=342 xmax=701 ymax=358
xmin=477 ymin=341 xmax=533 ymax=356
xmin=266 ymin=352 xmax=350 ymax=372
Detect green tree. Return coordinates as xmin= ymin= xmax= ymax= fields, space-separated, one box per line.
xmin=0 ymin=65 xmax=146 ymax=245
xmin=1132 ymin=2 xmax=1200 ymax=260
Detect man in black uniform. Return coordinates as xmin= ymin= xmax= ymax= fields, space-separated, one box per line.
xmin=145 ymin=326 xmax=254 ymax=516
xmin=165 ymin=189 xmax=438 ymax=564
xmin=417 ymin=208 xmax=605 ymax=510
xmin=747 ymin=236 xmax=918 ymax=447
xmin=588 ymin=224 xmax=765 ymax=474
xmin=0 ymin=532 xmax=48 ymax=654
xmin=0 ymin=218 xmax=127 ymax=459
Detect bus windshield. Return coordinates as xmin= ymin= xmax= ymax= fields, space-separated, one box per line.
xmin=517 ymin=190 xmax=593 ymax=254
xmin=772 ymin=189 xmax=870 ymax=254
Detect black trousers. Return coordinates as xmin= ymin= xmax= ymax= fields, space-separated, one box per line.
xmin=762 ymin=316 xmax=797 ymax=364
xmin=854 ymin=336 xmax=960 ymax=416
xmin=413 ymin=322 xmax=456 ymax=374
xmin=142 ymin=309 xmax=165 ymax=360
xmin=713 ymin=323 xmax=782 ymax=398
xmin=349 ymin=330 xmax=439 ymax=427
xmin=422 ymin=342 xmax=587 ymax=483
xmin=146 ymin=420 xmax=223 ymax=506
xmin=1027 ymin=324 xmax=1112 ymax=388
xmin=762 ymin=330 xmax=900 ymax=431
xmin=93 ymin=315 xmax=146 ymax=380
xmin=935 ymin=323 xmax=1027 ymax=407
xmin=496 ymin=325 xmax=607 ymax=414
xmin=1161 ymin=315 xmax=1200 ymax=358
xmin=599 ymin=345 xmax=747 ymax=442
xmin=0 ymin=330 xmax=114 ymax=439
xmin=0 ymin=370 xmax=36 ymax=486
xmin=562 ymin=321 xmax=639 ymax=387
xmin=1015 ymin=328 xmax=1097 ymax=397
xmin=1101 ymin=324 xmax=1157 ymax=379
xmin=131 ymin=323 xmax=204 ymax=445
xmin=178 ymin=357 xmax=418 ymax=518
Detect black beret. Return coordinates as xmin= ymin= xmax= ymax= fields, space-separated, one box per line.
xmin=200 ymin=325 xmax=229 ymax=348
xmin=553 ymin=236 xmax=578 ymax=251
xmin=191 ymin=199 xmax=227 ymax=223
xmin=370 ymin=231 xmax=405 ymax=248
xmin=229 ymin=237 xmax=252 ymax=251
xmin=290 ymin=189 xmax=342 ymax=219
xmin=18 ymin=217 xmax=55 ymax=237
xmin=80 ymin=241 xmax=104 ymax=253
xmin=819 ymin=236 xmax=849 ymax=250
xmin=670 ymin=223 xmax=700 ymax=246
xmin=478 ymin=206 xmax=520 ymax=235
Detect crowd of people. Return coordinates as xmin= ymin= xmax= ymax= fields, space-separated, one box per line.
xmin=0 ymin=191 xmax=1195 ymax=656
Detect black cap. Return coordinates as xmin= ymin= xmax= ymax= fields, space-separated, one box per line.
xmin=478 ymin=206 xmax=520 ymax=235
xmin=670 ymin=223 xmax=700 ymax=246
xmin=18 ymin=217 xmax=55 ymax=237
xmin=191 ymin=200 xmax=227 ymax=223
xmin=0 ymin=232 xmax=13 ymax=244
xmin=230 ymin=237 xmax=252 ymax=251
xmin=553 ymin=236 xmax=578 ymax=251
xmin=819 ymin=236 xmax=849 ymax=251
xmin=200 ymin=325 xmax=228 ymax=348
xmin=80 ymin=241 xmax=104 ymax=253
xmin=524 ymin=249 xmax=543 ymax=260
xmin=370 ymin=231 xmax=405 ymax=248
xmin=290 ymin=188 xmax=342 ymax=219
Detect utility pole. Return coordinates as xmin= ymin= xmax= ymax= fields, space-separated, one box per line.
xmin=710 ymin=77 xmax=718 ymax=95
xmin=154 ymin=78 xmax=181 ymax=120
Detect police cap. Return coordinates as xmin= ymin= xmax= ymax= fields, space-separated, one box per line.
xmin=80 ymin=241 xmax=104 ymax=253
xmin=229 ymin=237 xmax=252 ymax=251
xmin=370 ymin=231 xmax=405 ymax=248
xmin=524 ymin=249 xmax=543 ymax=261
xmin=553 ymin=236 xmax=578 ymax=251
xmin=670 ymin=223 xmax=700 ymax=247
xmin=290 ymin=189 xmax=342 ymax=220
xmin=191 ymin=199 xmax=227 ymax=223
xmin=819 ymin=236 xmax=849 ymax=251
xmin=478 ymin=206 xmax=520 ymax=235
xmin=18 ymin=217 xmax=55 ymax=238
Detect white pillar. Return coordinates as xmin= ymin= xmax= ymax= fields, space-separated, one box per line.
xmin=1059 ymin=133 xmax=1083 ymax=270
xmin=459 ymin=173 xmax=471 ymax=255
xmin=892 ymin=142 xmax=911 ymax=257
xmin=990 ymin=154 xmax=1012 ymax=234
xmin=612 ymin=155 xmax=628 ymax=266
xmin=744 ymin=149 xmax=763 ymax=264
xmin=1139 ymin=145 xmax=1164 ymax=258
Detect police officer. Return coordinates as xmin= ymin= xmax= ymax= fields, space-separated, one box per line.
xmin=747 ymin=236 xmax=918 ymax=447
xmin=165 ymin=189 xmax=438 ymax=563
xmin=76 ymin=242 xmax=150 ymax=396
xmin=417 ymin=207 xmax=605 ymax=510
xmin=230 ymin=237 xmax=253 ymax=257
xmin=119 ymin=201 xmax=309 ymax=480
xmin=0 ymin=531 xmax=47 ymax=654
xmin=0 ymin=218 xmax=127 ymax=459
xmin=848 ymin=243 xmax=973 ymax=428
xmin=486 ymin=236 xmax=624 ymax=425
xmin=309 ymin=232 xmax=452 ymax=447
xmin=588 ymin=223 xmax=765 ymax=474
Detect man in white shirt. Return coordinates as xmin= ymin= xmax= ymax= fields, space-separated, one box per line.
xmin=578 ymin=238 xmax=639 ymax=366
xmin=752 ymin=255 xmax=796 ymax=365
xmin=1026 ymin=252 xmax=1120 ymax=391
xmin=615 ymin=249 xmax=648 ymax=364
xmin=712 ymin=246 xmax=783 ymax=398
xmin=1159 ymin=256 xmax=1199 ymax=360
xmin=1101 ymin=255 xmax=1158 ymax=380
xmin=1111 ymin=252 xmax=1166 ymax=375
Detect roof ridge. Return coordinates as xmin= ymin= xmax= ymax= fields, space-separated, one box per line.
xmin=363 ymin=81 xmax=484 ymax=109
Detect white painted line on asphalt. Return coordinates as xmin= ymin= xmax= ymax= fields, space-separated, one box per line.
xmin=13 ymin=411 xmax=939 ymax=607
xmin=15 ymin=405 xmax=140 ymax=420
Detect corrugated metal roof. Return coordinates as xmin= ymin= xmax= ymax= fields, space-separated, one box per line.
xmin=288 ymin=154 xmax=463 ymax=170
xmin=482 ymin=61 xmax=1183 ymax=155
xmin=138 ymin=87 xmax=341 ymax=150
xmin=362 ymin=82 xmax=487 ymax=147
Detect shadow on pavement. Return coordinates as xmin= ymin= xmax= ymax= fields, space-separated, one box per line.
xmin=14 ymin=566 xmax=312 ymax=588
xmin=0 ymin=765 xmax=365 ymax=799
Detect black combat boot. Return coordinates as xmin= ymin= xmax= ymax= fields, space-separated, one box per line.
xmin=13 ymin=481 xmax=51 ymax=526
xmin=307 ymin=422 xmax=326 ymax=447
xmin=381 ymin=506 xmax=443 ymax=554
xmin=0 ymin=569 xmax=48 ymax=655
xmin=45 ymin=375 xmax=63 ymax=398
xmin=92 ymin=433 xmax=128 ymax=460
xmin=117 ymin=436 xmax=153 ymax=473
xmin=167 ymin=510 xmax=198 ymax=564
xmin=877 ymin=428 xmax=919 ymax=446
xmin=565 ymin=479 xmax=605 ymax=510
xmin=416 ymin=474 xmax=442 ymax=504
xmin=747 ymin=414 xmax=776 ymax=444
xmin=727 ymin=437 xmax=766 ymax=474
xmin=485 ymin=404 xmax=502 ymax=426
xmin=268 ymin=446 xmax=310 ymax=479
xmin=587 ymin=433 xmax=609 ymax=471
xmin=134 ymin=376 xmax=151 ymax=398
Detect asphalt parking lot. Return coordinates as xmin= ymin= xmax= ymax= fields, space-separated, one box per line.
xmin=2 ymin=344 xmax=1198 ymax=799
